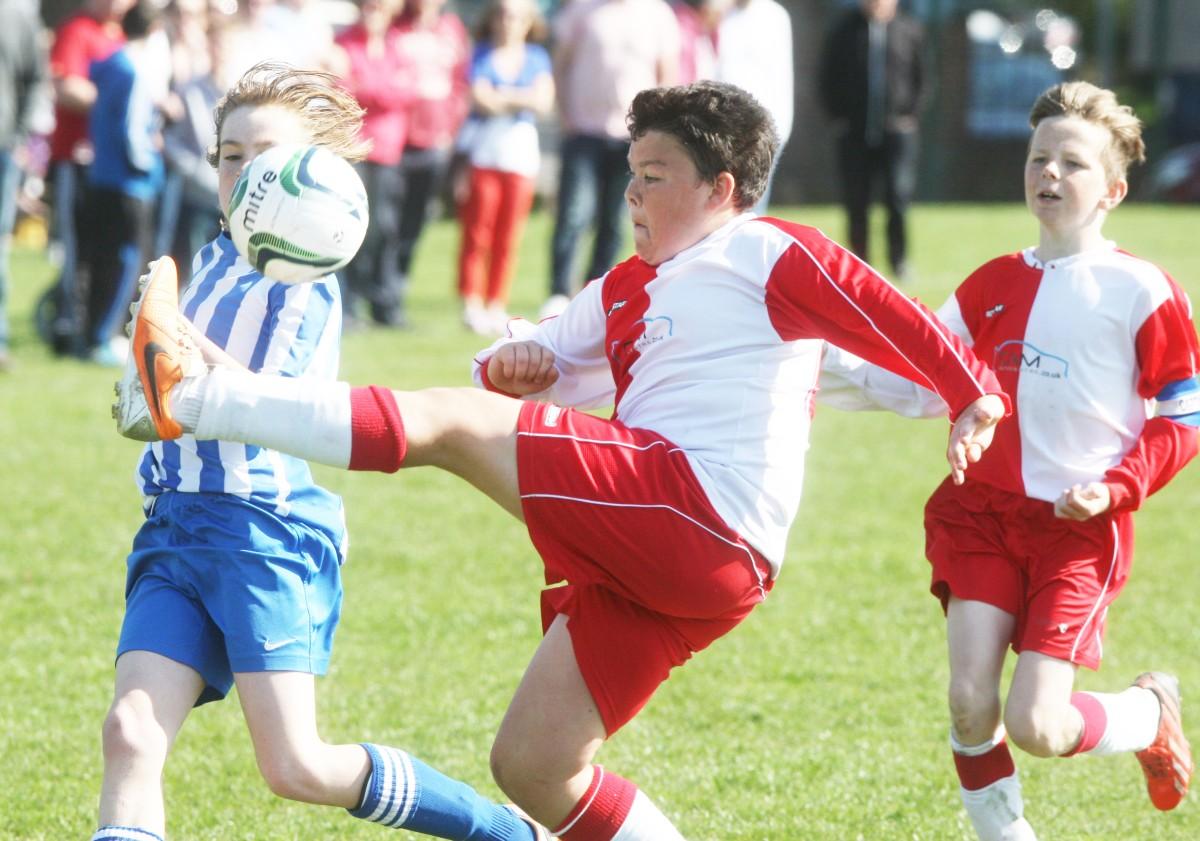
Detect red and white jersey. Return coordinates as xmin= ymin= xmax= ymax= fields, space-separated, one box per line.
xmin=475 ymin=214 xmax=1002 ymax=571
xmin=823 ymin=243 xmax=1200 ymax=506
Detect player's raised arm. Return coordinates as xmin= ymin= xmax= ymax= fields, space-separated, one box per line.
xmin=765 ymin=226 xmax=1006 ymax=419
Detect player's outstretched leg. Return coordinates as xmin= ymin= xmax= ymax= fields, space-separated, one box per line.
xmin=1133 ymin=672 xmax=1193 ymax=810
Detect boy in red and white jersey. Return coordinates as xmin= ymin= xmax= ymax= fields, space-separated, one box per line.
xmin=119 ymin=81 xmax=1008 ymax=839
xmin=823 ymin=81 xmax=1199 ymax=840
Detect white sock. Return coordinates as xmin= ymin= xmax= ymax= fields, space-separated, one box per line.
xmin=950 ymin=725 xmax=1006 ymax=757
xmin=960 ymin=776 xmax=1038 ymax=841
xmin=611 ymin=791 xmax=687 ymax=841
xmin=183 ymin=366 xmax=353 ymax=468
xmin=1077 ymin=687 xmax=1160 ymax=756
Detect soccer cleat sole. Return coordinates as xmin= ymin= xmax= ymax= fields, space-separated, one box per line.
xmin=1135 ymin=671 xmax=1193 ymax=811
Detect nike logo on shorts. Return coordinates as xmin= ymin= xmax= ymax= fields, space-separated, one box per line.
xmin=263 ymin=638 xmax=296 ymax=651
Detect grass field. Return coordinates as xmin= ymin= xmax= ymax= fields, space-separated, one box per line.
xmin=2 ymin=203 xmax=1200 ymax=840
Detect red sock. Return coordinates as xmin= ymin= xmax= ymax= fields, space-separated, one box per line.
xmin=953 ymin=740 xmax=1016 ymax=791
xmin=348 ymin=386 xmax=406 ymax=473
xmin=554 ymin=766 xmax=637 ymax=841
xmin=1062 ymin=691 xmax=1107 ymax=756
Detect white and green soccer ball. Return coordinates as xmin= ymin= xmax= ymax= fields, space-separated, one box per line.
xmin=227 ymin=144 xmax=369 ymax=284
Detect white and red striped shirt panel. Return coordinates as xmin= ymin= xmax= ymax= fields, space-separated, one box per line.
xmin=822 ymin=243 xmax=1200 ymax=508
xmin=475 ymin=214 xmax=1004 ymax=570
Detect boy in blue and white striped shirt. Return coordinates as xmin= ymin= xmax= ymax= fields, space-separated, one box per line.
xmin=97 ymin=62 xmax=546 ymax=841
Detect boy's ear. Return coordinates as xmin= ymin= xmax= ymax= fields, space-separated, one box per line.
xmin=709 ymin=171 xmax=737 ymax=208
xmin=1100 ymin=177 xmax=1128 ymax=210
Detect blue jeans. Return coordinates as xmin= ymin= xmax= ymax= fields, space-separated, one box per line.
xmin=549 ymin=133 xmax=630 ymax=297
xmin=0 ymin=149 xmax=20 ymax=352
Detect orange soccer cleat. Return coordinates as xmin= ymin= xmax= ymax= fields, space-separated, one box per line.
xmin=112 ymin=257 xmax=198 ymax=441
xmin=1134 ymin=671 xmax=1193 ymax=811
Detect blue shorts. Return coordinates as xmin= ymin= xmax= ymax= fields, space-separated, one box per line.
xmin=118 ymin=492 xmax=344 ymax=705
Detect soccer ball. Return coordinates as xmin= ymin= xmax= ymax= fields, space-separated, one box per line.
xmin=226 ymin=143 xmax=369 ymax=284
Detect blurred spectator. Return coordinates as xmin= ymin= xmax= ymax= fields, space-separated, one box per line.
xmin=455 ymin=0 xmax=553 ymax=334
xmin=333 ymin=0 xmax=414 ymax=327
xmin=715 ymin=0 xmax=791 ymax=212
xmin=151 ymin=0 xmax=209 ymax=266
xmin=224 ymin=0 xmax=337 ymax=81
xmin=818 ymin=0 xmax=924 ymax=282
xmin=673 ymin=0 xmax=723 ymax=85
xmin=79 ymin=0 xmax=165 ymax=365
xmin=393 ymin=0 xmax=470 ymax=312
xmin=45 ymin=0 xmax=131 ymax=356
xmin=542 ymin=0 xmax=679 ymax=318
xmin=159 ymin=12 xmax=229 ymax=276
xmin=0 ymin=0 xmax=48 ymax=371
xmin=165 ymin=0 xmax=212 ymax=86
xmin=263 ymin=0 xmax=338 ymax=71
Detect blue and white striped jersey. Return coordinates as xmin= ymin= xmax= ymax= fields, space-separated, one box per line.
xmin=135 ymin=233 xmax=346 ymax=547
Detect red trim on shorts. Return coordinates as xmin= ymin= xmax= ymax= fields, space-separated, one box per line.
xmin=348 ymin=386 xmax=406 ymax=473
xmin=953 ymin=741 xmax=1016 ymax=791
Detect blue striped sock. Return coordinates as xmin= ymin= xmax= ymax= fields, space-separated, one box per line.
xmin=91 ymin=827 xmax=164 ymax=841
xmin=349 ymin=743 xmax=534 ymax=840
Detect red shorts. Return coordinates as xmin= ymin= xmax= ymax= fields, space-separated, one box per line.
xmin=517 ymin=402 xmax=773 ymax=734
xmin=925 ymin=478 xmax=1133 ymax=670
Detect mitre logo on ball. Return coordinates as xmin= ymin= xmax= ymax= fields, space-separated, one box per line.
xmin=227 ymin=144 xmax=369 ymax=284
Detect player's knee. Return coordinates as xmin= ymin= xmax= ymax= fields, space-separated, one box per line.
xmin=489 ymin=734 xmax=547 ymax=807
xmin=255 ymin=751 xmax=325 ymax=803
xmin=1004 ymin=702 xmax=1071 ymax=758
xmin=101 ymin=697 xmax=168 ymax=767
xmin=948 ymin=677 xmax=1001 ymax=744
xmin=489 ymin=735 xmax=523 ymax=800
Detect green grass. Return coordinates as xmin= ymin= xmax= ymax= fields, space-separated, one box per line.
xmin=3 ymin=203 xmax=1200 ymax=839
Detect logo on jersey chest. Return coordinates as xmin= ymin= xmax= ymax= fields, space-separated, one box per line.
xmin=994 ymin=340 xmax=1069 ymax=379
xmin=608 ymin=314 xmax=675 ymax=365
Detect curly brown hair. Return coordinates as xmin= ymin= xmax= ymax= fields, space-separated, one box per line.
xmin=627 ymin=81 xmax=779 ymax=211
xmin=206 ymin=61 xmax=370 ymax=168
xmin=1029 ymin=81 xmax=1145 ymax=182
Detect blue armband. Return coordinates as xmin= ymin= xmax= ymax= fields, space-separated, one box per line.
xmin=1156 ymin=376 xmax=1200 ymax=426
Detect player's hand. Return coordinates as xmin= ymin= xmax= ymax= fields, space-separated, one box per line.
xmin=1054 ymin=482 xmax=1112 ymax=521
xmin=947 ymin=393 xmax=1006 ymax=485
xmin=487 ymin=341 xmax=560 ymax=396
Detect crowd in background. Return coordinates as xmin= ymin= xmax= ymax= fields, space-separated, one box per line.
xmin=0 ymin=0 xmax=805 ymax=371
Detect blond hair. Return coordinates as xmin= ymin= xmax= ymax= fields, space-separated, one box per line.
xmin=1029 ymin=81 xmax=1145 ymax=182
xmin=207 ymin=62 xmax=370 ymax=168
